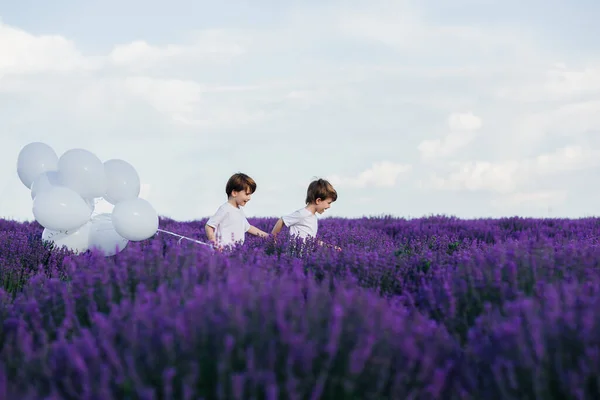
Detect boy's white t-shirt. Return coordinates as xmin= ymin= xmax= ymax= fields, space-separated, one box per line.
xmin=282 ymin=207 xmax=318 ymax=239
xmin=206 ymin=202 xmax=251 ymax=247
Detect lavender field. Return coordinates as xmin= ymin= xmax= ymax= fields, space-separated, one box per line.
xmin=1 ymin=215 xmax=600 ymax=399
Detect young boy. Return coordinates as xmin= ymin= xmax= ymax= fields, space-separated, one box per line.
xmin=271 ymin=178 xmax=340 ymax=250
xmin=205 ymin=172 xmax=269 ymax=249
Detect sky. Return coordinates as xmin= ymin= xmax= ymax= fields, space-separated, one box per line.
xmin=2 ymin=0 xmax=600 ymax=221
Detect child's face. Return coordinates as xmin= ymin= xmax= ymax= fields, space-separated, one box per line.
xmin=232 ymin=188 xmax=253 ymax=207
xmin=315 ymin=197 xmax=334 ymax=214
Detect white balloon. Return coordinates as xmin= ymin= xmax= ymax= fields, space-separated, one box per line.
xmin=58 ymin=149 xmax=107 ymax=199
xmin=88 ymin=213 xmax=128 ymax=256
xmin=42 ymin=221 xmax=91 ymax=254
xmin=104 ymin=159 xmax=141 ymax=205
xmin=30 ymin=170 xmax=61 ymax=200
xmin=17 ymin=142 xmax=59 ymax=189
xmin=32 ymin=186 xmax=93 ymax=231
xmin=112 ymin=198 xmax=158 ymax=241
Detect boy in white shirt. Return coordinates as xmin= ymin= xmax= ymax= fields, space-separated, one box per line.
xmin=271 ymin=178 xmax=340 ymax=250
xmin=205 ymin=172 xmax=269 ymax=249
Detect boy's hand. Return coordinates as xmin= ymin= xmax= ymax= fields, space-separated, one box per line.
xmin=248 ymin=226 xmax=270 ymax=238
xmin=208 ymin=238 xmax=222 ymax=251
xmin=212 ymin=243 xmax=224 ymax=252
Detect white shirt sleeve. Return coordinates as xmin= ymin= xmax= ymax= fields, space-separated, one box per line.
xmin=244 ymin=216 xmax=251 ymax=232
xmin=282 ymin=210 xmax=302 ymax=227
xmin=206 ymin=206 xmax=227 ymax=228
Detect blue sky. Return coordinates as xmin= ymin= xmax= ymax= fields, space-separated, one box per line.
xmin=2 ymin=0 xmax=600 ymax=221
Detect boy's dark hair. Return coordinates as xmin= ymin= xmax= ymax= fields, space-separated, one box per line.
xmin=226 ymin=173 xmax=257 ymax=197
xmin=305 ymin=178 xmax=337 ymax=204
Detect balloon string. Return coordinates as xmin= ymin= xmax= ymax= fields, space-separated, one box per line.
xmin=156 ymin=229 xmax=214 ymax=248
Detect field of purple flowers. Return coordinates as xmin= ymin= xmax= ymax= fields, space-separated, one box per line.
xmin=1 ymin=215 xmax=600 ymax=399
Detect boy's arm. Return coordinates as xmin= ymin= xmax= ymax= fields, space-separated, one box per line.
xmin=248 ymin=225 xmax=269 ymax=238
xmin=271 ymin=218 xmax=285 ymax=235
xmin=205 ymin=224 xmax=217 ymax=245
xmin=206 ymin=206 xmax=227 ymax=245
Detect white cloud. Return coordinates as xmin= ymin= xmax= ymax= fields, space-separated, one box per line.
xmin=285 ymin=88 xmax=336 ymax=107
xmin=516 ymin=100 xmax=600 ymax=143
xmin=123 ymin=76 xmax=203 ymax=121
xmin=109 ymin=41 xmax=185 ymax=68
xmin=533 ymin=145 xmax=600 ymax=175
xmin=497 ymin=64 xmax=600 ymax=102
xmin=337 ymin=12 xmax=421 ymax=49
xmin=426 ymin=144 xmax=600 ymax=196
xmin=448 ymin=112 xmax=482 ymax=131
xmin=427 ymin=160 xmax=521 ymax=194
xmin=108 ymin=29 xmax=247 ymax=71
xmin=0 ymin=20 xmax=263 ymax=129
xmin=417 ymin=131 xmax=476 ymax=160
xmin=542 ymin=65 xmax=600 ymax=99
xmin=328 ymin=161 xmax=412 ymax=189
xmin=0 ymin=22 xmax=98 ymax=75
xmin=335 ymin=3 xmax=538 ymax=66
xmin=418 ymin=112 xmax=482 ymax=160
xmin=490 ymin=190 xmax=568 ymax=211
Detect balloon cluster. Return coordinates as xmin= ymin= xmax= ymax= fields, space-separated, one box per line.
xmin=17 ymin=142 xmax=159 ymax=256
